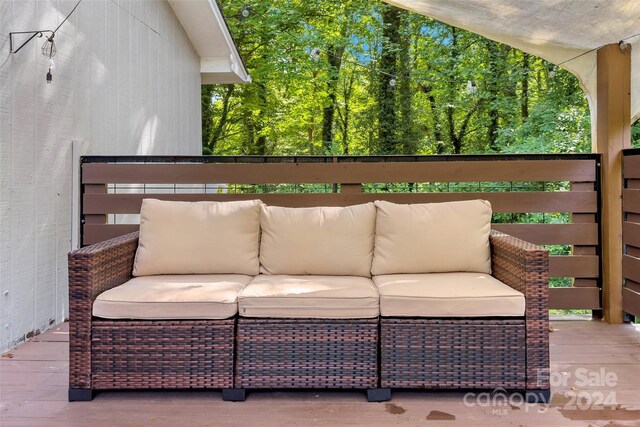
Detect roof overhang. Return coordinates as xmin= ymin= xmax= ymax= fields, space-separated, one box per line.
xmin=168 ymin=0 xmax=251 ymax=84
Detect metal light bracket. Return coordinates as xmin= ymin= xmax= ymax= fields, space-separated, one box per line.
xmin=9 ymin=30 xmax=53 ymax=54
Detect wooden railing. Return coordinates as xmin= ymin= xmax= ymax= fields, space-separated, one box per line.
xmin=623 ymin=149 xmax=640 ymax=319
xmin=80 ymin=154 xmax=601 ymax=311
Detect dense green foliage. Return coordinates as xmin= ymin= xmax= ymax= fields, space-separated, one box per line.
xmin=204 ymin=0 xmax=640 ymax=154
xmin=202 ymin=0 xmax=628 ymax=155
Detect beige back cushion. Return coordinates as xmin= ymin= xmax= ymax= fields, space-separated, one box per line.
xmin=372 ymin=200 xmax=492 ymax=275
xmin=132 ymin=199 xmax=262 ymax=276
xmin=259 ymin=204 xmax=376 ymax=276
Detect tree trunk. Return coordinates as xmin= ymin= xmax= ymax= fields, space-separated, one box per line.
xmin=207 ymin=85 xmax=235 ymax=153
xmin=486 ymin=42 xmax=511 ymax=150
xmin=486 ymin=41 xmax=501 ymax=150
xmin=337 ymin=71 xmax=355 ymax=155
xmin=398 ymin=13 xmax=414 ymax=154
xmin=201 ymin=85 xmax=215 ymax=153
xmin=521 ymin=53 xmax=530 ymax=120
xmin=308 ymin=71 xmax=319 ymax=155
xmin=419 ymin=84 xmax=444 ymax=153
xmin=322 ymin=43 xmax=346 ymax=154
xmin=446 ymin=105 xmax=461 ymax=154
xmin=444 ymin=28 xmax=460 ymax=153
xmin=245 ymin=83 xmax=268 ymax=155
xmin=243 ymin=115 xmax=255 ymax=155
xmin=377 ymin=4 xmax=401 ymax=154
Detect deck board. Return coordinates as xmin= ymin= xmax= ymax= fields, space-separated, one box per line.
xmin=1 ymin=321 xmax=640 ymax=427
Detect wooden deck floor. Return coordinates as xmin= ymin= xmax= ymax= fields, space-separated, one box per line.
xmin=1 ymin=320 xmax=640 ymax=427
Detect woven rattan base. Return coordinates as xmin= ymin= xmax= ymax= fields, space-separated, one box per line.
xmin=91 ymin=319 xmax=234 ymax=390
xmin=235 ymin=318 xmax=378 ymax=389
xmin=381 ymin=318 xmax=526 ymax=389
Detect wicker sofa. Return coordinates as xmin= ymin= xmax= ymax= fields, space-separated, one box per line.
xmin=68 ymin=199 xmax=550 ymax=403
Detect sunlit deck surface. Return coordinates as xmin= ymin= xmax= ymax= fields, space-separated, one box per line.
xmin=1 ymin=319 xmax=640 ymax=427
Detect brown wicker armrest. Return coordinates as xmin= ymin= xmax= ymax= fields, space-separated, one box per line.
xmin=68 ymin=231 xmax=139 ymax=301
xmin=68 ymin=232 xmax=139 ymax=390
xmin=490 ymin=229 xmax=549 ymax=391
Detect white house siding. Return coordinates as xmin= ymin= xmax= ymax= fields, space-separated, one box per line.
xmin=0 ymin=0 xmax=202 ymax=352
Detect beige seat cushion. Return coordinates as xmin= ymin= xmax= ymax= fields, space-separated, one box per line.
xmin=132 ymin=199 xmax=262 ymax=276
xmin=93 ymin=275 xmax=252 ymax=319
xmin=374 ymin=273 xmax=525 ymax=317
xmin=238 ymin=275 xmax=380 ymax=318
xmin=259 ymin=204 xmax=376 ymax=276
xmin=372 ymin=200 xmax=492 ymax=275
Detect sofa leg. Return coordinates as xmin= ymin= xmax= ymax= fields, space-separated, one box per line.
xmin=367 ymin=388 xmax=391 ymax=402
xmin=222 ymin=388 xmax=246 ymax=402
xmin=525 ymin=389 xmax=551 ymax=404
xmin=68 ymin=388 xmax=94 ymax=402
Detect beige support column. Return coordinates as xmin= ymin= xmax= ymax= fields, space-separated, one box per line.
xmin=596 ymin=43 xmax=631 ymax=324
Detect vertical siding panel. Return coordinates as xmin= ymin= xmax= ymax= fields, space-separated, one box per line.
xmin=192 ymin=35 xmax=201 ymax=154
xmin=166 ymin=3 xmax=175 ymax=155
xmin=34 ymin=0 xmax=58 ymax=333
xmin=157 ymin=2 xmax=168 ymax=153
xmin=187 ymin=26 xmax=194 ymax=153
xmin=55 ymin=158 xmax=72 ymax=326
xmin=55 ymin=0 xmax=76 ymax=141
xmin=90 ymin=0 xmax=107 ymax=156
xmin=148 ymin=1 xmax=159 ymax=155
xmin=10 ymin=0 xmax=38 ymax=346
xmin=117 ymin=1 xmax=131 ymax=154
xmin=105 ymin=1 xmax=118 ymax=153
xmin=139 ymin=2 xmax=151 ymax=154
xmin=35 ymin=0 xmax=67 ymax=336
xmin=129 ymin=1 xmax=142 ymax=153
xmin=163 ymin=3 xmax=172 ymax=154
xmin=54 ymin=0 xmax=78 ymax=325
xmin=179 ymin=19 xmax=186 ymax=155
xmin=74 ymin=0 xmax=91 ymax=149
xmin=0 ymin=0 xmax=14 ymax=350
xmin=172 ymin=7 xmax=180 ymax=155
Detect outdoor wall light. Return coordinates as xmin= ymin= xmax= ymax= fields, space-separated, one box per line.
xmin=41 ymin=34 xmax=56 ymax=84
xmin=8 ymin=0 xmax=82 ymax=84
xmin=619 ymin=40 xmax=631 ymax=53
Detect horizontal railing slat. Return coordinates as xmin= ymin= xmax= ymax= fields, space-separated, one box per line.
xmin=492 ymin=223 xmax=598 ymax=245
xmin=624 ymin=155 xmax=640 ymax=179
xmin=623 ymin=254 xmax=640 ymax=283
xmin=83 ymin=224 xmax=140 ymax=245
xmin=623 ymin=189 xmax=640 ymax=214
xmin=82 ymin=159 xmax=597 ymax=184
xmin=549 ymin=287 xmax=601 ymax=309
xmin=622 ymin=288 xmax=640 ymax=314
xmin=573 ymin=279 xmax=598 ymax=288
xmin=623 ymin=221 xmax=640 ymax=246
xmin=626 ymin=279 xmax=640 ymax=293
xmin=627 ymin=180 xmax=640 ymax=190
xmin=549 ymin=255 xmax=599 ymax=278
xmin=83 ymin=191 xmax=597 ymax=214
